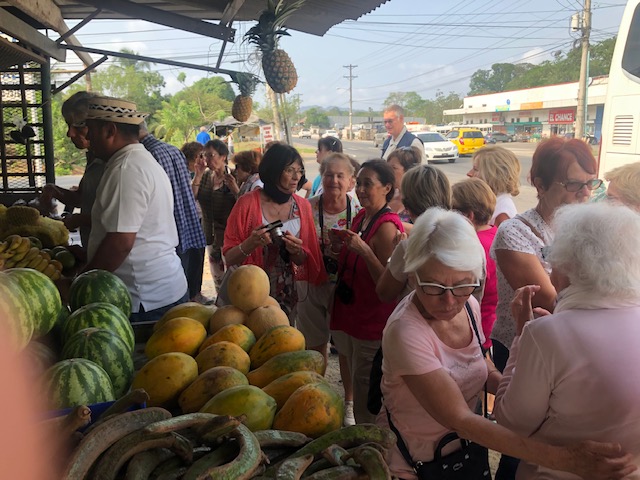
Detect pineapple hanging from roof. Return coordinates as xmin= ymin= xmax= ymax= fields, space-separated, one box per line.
xmin=230 ymin=72 xmax=261 ymax=122
xmin=245 ymin=0 xmax=304 ymax=94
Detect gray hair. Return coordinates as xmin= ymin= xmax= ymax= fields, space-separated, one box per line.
xmin=549 ymin=202 xmax=640 ymax=298
xmin=61 ymin=91 xmax=98 ymax=124
xmin=384 ymin=104 xmax=404 ymax=119
xmin=319 ymin=152 xmax=355 ymax=176
xmin=404 ymin=207 xmax=485 ymax=279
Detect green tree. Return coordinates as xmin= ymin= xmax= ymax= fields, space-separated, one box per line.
xmin=383 ymin=92 xmax=409 ymax=108
xmin=153 ymin=100 xmax=203 ymax=145
xmin=469 ymin=63 xmax=534 ymax=95
xmin=304 ymin=107 xmax=330 ymax=128
xmin=91 ymin=48 xmax=166 ymax=118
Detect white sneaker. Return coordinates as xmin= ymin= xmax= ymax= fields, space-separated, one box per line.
xmin=344 ymin=400 xmax=356 ymax=426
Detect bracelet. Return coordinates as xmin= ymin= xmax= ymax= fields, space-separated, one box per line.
xmin=238 ymin=242 xmax=250 ymax=257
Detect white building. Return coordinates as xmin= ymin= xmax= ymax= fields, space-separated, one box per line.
xmin=443 ymin=76 xmax=608 ymax=141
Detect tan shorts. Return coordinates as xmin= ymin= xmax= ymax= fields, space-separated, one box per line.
xmin=296 ymin=281 xmax=334 ymax=348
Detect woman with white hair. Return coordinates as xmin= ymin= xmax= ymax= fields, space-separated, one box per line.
xmin=495 ymin=202 xmax=640 ymax=479
xmin=376 ymin=207 xmax=635 ymax=480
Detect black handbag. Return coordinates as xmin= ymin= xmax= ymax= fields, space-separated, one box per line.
xmin=386 ymin=302 xmax=492 ymax=479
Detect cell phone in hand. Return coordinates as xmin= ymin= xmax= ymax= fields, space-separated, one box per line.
xmin=331 ymin=228 xmax=350 ymax=240
xmin=224 ymin=165 xmax=230 ymax=175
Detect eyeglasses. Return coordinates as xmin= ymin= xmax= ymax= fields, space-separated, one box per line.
xmin=383 ymin=119 xmax=395 ymax=124
xmin=414 ymin=273 xmax=479 ymax=297
xmin=556 ymin=179 xmax=603 ymax=192
xmin=283 ymin=166 xmax=305 ymax=177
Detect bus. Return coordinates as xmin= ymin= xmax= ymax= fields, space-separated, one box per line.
xmin=598 ymin=0 xmax=640 ymax=175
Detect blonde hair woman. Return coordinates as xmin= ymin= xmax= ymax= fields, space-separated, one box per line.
xmin=468 ymin=145 xmax=521 ymax=226
xmin=605 ymin=162 xmax=640 ymax=210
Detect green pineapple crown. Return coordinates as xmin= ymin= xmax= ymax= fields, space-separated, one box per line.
xmin=229 ymin=72 xmax=262 ymax=97
xmin=244 ymin=0 xmax=305 ymax=52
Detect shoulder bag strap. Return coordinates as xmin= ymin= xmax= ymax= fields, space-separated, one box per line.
xmin=386 ymin=408 xmax=419 ymax=472
xmin=465 ymin=301 xmax=489 ymax=418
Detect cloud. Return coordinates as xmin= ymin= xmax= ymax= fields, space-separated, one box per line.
xmin=519 ymin=48 xmax=552 ymax=65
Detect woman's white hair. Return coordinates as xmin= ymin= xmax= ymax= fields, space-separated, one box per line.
xmin=404 ymin=207 xmax=485 ymax=279
xmin=549 ymin=202 xmax=640 ymax=298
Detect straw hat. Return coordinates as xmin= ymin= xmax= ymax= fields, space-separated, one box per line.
xmin=86 ymin=96 xmax=148 ymax=125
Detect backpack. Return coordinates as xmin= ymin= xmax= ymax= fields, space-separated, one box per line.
xmin=367 ymin=301 xmax=485 ymax=415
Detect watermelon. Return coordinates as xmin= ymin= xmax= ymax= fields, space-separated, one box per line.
xmin=0 ymin=272 xmax=34 ymax=350
xmin=62 ymin=328 xmax=134 ymax=397
xmin=69 ymin=269 xmax=132 ymax=317
xmin=44 ymin=358 xmax=115 ymax=410
xmin=62 ymin=302 xmax=135 ymax=352
xmin=5 ymin=268 xmax=62 ymax=337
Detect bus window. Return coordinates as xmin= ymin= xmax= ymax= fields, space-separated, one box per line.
xmin=622 ymin=4 xmax=640 ymax=78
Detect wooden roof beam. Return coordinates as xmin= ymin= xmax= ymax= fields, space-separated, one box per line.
xmin=76 ymin=0 xmax=236 ymax=42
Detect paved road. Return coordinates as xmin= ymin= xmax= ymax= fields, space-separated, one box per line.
xmin=293 ymin=138 xmax=539 ymax=213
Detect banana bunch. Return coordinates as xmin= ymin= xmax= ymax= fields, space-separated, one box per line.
xmin=0 ymin=235 xmax=63 ymax=280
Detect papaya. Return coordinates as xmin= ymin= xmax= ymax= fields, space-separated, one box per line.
xmin=144 ymin=317 xmax=207 ymax=359
xmin=246 ymin=350 xmax=325 ymax=388
xmin=249 ymin=325 xmax=305 ymax=369
xmin=208 ymin=305 xmax=248 ymax=334
xmin=178 ymin=366 xmax=249 ymax=413
xmin=195 ymin=341 xmax=251 ymax=374
xmin=227 ymin=265 xmax=270 ymax=313
xmin=154 ymin=302 xmax=216 ymax=331
xmin=131 ymin=352 xmax=198 ymax=408
xmin=262 ymin=371 xmax=328 ymax=410
xmin=245 ymin=305 xmax=289 ymax=340
xmin=199 ymin=324 xmax=256 ymax=354
xmin=200 ymin=385 xmax=277 ymax=431
xmin=273 ymin=382 xmax=344 ymax=438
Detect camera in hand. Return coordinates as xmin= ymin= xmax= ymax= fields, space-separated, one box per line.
xmin=323 ymin=255 xmax=339 ymax=275
xmin=262 ymin=219 xmax=284 ymax=238
xmin=335 ymin=279 xmax=354 ymax=304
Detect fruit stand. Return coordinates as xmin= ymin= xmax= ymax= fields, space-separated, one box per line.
xmin=2 ymin=262 xmax=397 ymax=479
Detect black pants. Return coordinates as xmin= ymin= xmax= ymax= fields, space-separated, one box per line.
xmin=178 ymin=247 xmax=205 ymax=299
xmin=493 ymin=340 xmax=520 ymax=480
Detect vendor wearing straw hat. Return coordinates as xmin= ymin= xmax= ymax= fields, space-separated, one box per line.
xmin=82 ymin=95 xmax=189 ymax=322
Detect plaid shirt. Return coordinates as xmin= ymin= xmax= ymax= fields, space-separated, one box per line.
xmin=141 ymin=135 xmax=206 ymax=253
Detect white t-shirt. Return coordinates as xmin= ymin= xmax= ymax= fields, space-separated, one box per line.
xmin=89 ymin=143 xmax=188 ymax=313
xmin=382 ymin=126 xmax=426 ymax=163
xmin=490 ymin=193 xmax=518 ymax=225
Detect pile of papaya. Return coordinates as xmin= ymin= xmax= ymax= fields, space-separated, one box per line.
xmin=46 ymin=388 xmax=396 ymax=479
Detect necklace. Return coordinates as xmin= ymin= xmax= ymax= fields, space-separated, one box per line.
xmin=264 ymin=197 xmax=292 ymax=220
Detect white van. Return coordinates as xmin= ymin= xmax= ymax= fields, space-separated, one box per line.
xmin=598 ymin=0 xmax=640 ymax=175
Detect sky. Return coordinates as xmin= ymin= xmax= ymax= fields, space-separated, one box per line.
xmin=53 ymin=0 xmax=627 ymax=111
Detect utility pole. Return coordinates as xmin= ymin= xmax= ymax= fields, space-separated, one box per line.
xmin=343 ymin=65 xmax=357 ymax=140
xmin=575 ymin=0 xmax=591 ymax=139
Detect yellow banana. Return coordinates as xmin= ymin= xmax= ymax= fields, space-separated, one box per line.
xmin=0 ymin=242 xmax=8 ymax=254
xmin=10 ymin=249 xmax=29 ymax=263
xmin=15 ymin=237 xmax=31 ymax=254
xmin=43 ymin=263 xmax=56 ymax=278
xmin=0 ymin=250 xmax=13 ymax=259
xmin=50 ymin=270 xmax=61 ymax=281
xmin=50 ymin=259 xmax=63 ymax=272
xmin=4 ymin=235 xmax=23 ymax=252
xmin=14 ymin=258 xmax=31 ymax=269
xmin=23 ymin=247 xmax=40 ymax=262
xmin=4 ymin=258 xmax=17 ymax=269
xmin=34 ymin=258 xmax=49 ymax=272
xmin=26 ymin=256 xmax=42 ymax=269
xmin=39 ymin=251 xmax=51 ymax=262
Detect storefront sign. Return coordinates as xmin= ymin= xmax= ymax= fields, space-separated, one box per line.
xmin=549 ymin=109 xmax=575 ymax=124
xmin=518 ymin=111 xmax=532 ymax=117
xmin=491 ymin=113 xmax=502 ymax=122
xmin=261 ymin=124 xmax=274 ymax=144
xmin=521 ymin=101 xmax=543 ymax=110
xmin=495 ymin=105 xmax=510 ymax=112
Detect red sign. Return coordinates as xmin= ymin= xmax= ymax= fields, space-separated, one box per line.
xmin=548 ymin=109 xmax=575 ymax=124
xmin=261 ymin=124 xmax=274 ymax=144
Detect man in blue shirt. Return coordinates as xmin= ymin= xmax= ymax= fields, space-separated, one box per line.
xmin=140 ymin=122 xmax=209 ymax=303
xmin=196 ymin=126 xmax=211 ymax=145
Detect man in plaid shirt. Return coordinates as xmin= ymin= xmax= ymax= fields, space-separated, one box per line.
xmin=140 ymin=122 xmax=208 ymax=302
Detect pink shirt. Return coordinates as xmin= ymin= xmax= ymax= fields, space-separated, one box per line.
xmin=477 ymin=226 xmax=497 ymax=349
xmin=495 ymin=306 xmax=640 ymax=479
xmin=377 ymin=293 xmax=486 ymax=480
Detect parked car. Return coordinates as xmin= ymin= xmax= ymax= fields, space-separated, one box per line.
xmin=298 ymin=129 xmax=312 ymax=139
xmin=485 ymin=132 xmax=514 ymax=143
xmin=373 ymin=132 xmax=388 ymax=147
xmin=446 ymin=128 xmax=485 ymax=155
xmin=415 ymin=131 xmax=459 ymax=163
xmin=322 ymin=129 xmax=338 ymax=139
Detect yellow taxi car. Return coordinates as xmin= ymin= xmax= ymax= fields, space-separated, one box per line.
xmin=446 ymin=128 xmax=485 ymax=155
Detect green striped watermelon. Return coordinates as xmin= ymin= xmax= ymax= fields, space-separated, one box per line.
xmin=5 ymin=268 xmax=62 ymax=338
xmin=44 ymin=358 xmax=115 ymax=409
xmin=0 ymin=272 xmax=34 ymax=350
xmin=62 ymin=302 xmax=135 ymax=352
xmin=62 ymin=328 xmax=134 ymax=397
xmin=69 ymin=269 xmax=132 ymax=317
